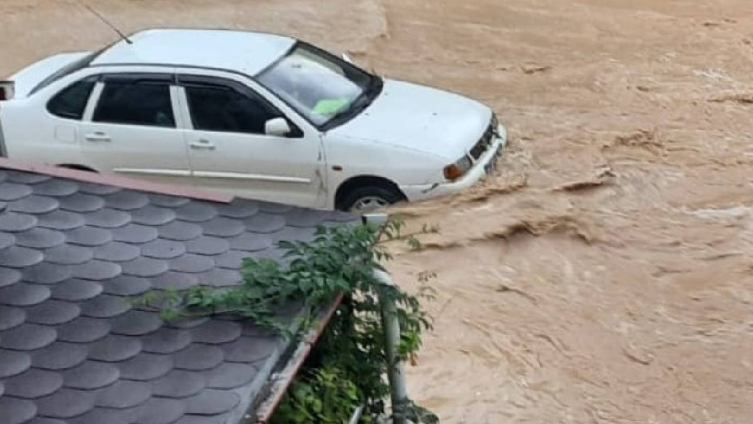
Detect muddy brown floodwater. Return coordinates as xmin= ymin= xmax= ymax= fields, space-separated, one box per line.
xmin=3 ymin=0 xmax=753 ymax=422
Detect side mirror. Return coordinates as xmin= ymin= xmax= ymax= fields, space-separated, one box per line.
xmin=341 ymin=53 xmax=354 ymax=64
xmin=265 ymin=117 xmax=292 ymax=137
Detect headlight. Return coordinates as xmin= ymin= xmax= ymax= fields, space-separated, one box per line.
xmin=443 ymin=155 xmax=473 ymax=181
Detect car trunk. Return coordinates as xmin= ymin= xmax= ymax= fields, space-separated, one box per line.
xmin=0 ymin=52 xmax=92 ymax=158
xmin=8 ymin=51 xmax=91 ymax=98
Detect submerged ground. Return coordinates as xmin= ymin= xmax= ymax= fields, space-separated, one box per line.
xmin=3 ymin=0 xmax=753 ymax=422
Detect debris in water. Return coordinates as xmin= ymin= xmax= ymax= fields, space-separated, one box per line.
xmin=520 ymin=64 xmax=552 ymax=75
xmin=709 ymin=93 xmax=753 ymax=105
xmin=622 ymin=344 xmax=653 ymax=366
xmin=553 ymin=167 xmax=616 ymax=192
xmin=495 ymin=283 xmax=537 ymax=304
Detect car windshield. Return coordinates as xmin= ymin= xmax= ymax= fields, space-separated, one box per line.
xmin=257 ymin=44 xmax=380 ymax=128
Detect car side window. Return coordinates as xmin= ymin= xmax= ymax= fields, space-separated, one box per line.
xmin=93 ymin=80 xmax=175 ymax=128
xmin=184 ymin=83 xmax=280 ymax=135
xmin=47 ymin=80 xmax=96 ymax=120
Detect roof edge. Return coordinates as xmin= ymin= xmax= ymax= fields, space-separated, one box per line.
xmin=251 ymin=293 xmax=345 ymax=423
xmin=0 ymin=157 xmax=233 ymax=203
xmin=125 ymin=27 xmax=296 ymax=40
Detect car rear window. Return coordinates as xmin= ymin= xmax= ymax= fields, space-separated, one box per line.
xmin=93 ymin=81 xmax=175 ymax=128
xmin=47 ymin=80 xmax=95 ymax=120
xmin=30 ymin=51 xmax=99 ymax=95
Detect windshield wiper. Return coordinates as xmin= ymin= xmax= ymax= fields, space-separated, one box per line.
xmin=321 ymin=76 xmax=383 ymax=130
xmin=348 ymin=76 xmax=382 ymax=114
xmin=328 ymin=94 xmax=370 ymax=123
xmin=365 ymin=74 xmax=383 ymax=101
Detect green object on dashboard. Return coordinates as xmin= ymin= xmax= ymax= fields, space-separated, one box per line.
xmin=313 ymin=98 xmax=351 ymax=116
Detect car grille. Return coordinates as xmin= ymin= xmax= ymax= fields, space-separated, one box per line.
xmin=469 ymin=114 xmax=498 ymax=160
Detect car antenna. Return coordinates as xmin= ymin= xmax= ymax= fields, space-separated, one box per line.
xmin=73 ymin=0 xmax=133 ymax=44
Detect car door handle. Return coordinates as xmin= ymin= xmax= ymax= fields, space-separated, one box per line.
xmin=190 ymin=140 xmax=216 ymax=151
xmin=85 ymin=132 xmax=111 ymax=143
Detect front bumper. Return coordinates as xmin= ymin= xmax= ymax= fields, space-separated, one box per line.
xmin=400 ymin=124 xmax=508 ymax=202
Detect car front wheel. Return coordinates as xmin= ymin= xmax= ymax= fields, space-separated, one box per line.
xmin=338 ymin=186 xmax=405 ymax=212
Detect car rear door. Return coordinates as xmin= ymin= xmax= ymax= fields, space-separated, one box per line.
xmin=79 ymin=72 xmax=192 ymax=186
xmin=175 ymin=74 xmax=325 ymax=208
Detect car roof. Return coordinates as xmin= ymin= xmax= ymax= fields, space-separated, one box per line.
xmin=91 ymin=28 xmax=297 ymax=76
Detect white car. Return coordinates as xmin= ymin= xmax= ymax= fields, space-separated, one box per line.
xmin=0 ymin=29 xmax=507 ymax=211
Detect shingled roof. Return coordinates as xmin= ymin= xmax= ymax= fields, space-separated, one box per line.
xmin=0 ymin=159 xmax=354 ymax=424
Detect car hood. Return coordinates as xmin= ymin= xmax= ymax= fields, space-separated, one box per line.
xmin=329 ymin=79 xmax=492 ymax=160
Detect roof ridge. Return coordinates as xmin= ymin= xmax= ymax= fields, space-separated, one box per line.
xmin=0 ymin=157 xmax=232 ymax=203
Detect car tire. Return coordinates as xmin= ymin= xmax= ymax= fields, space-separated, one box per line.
xmin=338 ymin=186 xmax=405 ymax=212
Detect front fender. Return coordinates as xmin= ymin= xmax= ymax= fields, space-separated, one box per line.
xmin=322 ymin=134 xmax=446 ymax=208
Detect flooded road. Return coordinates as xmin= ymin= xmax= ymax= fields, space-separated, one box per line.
xmin=3 ymin=0 xmax=753 ymax=422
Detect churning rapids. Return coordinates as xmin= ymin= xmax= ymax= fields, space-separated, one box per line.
xmin=3 ymin=0 xmax=753 ymax=422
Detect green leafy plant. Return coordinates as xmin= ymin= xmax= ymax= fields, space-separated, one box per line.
xmin=272 ymin=365 xmax=361 ymax=424
xmin=136 ymin=219 xmax=439 ymax=423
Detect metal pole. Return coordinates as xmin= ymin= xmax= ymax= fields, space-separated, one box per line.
xmin=348 ymin=406 xmax=364 ymax=424
xmin=364 ymin=213 xmax=409 ymax=424
xmin=374 ymin=269 xmax=408 ymax=424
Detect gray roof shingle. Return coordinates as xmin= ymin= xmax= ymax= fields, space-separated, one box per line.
xmin=0 ymin=165 xmax=355 ymax=424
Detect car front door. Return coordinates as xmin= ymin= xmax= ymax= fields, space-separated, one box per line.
xmin=79 ymin=72 xmax=192 ymax=186
xmin=176 ymin=74 xmax=325 ymax=208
